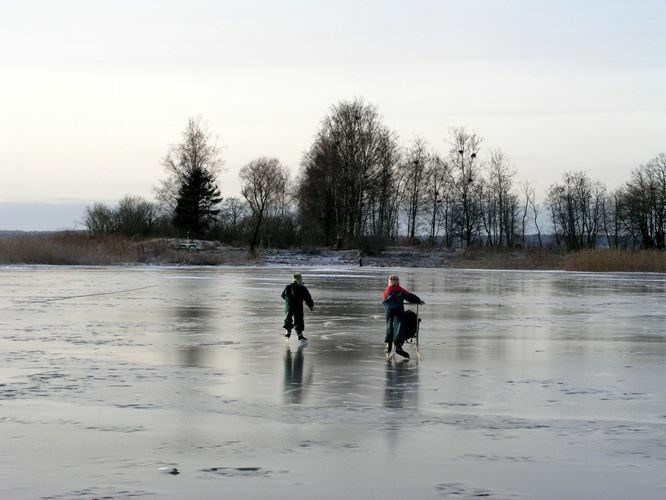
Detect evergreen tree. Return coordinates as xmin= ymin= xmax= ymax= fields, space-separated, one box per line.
xmin=173 ymin=167 xmax=222 ymax=238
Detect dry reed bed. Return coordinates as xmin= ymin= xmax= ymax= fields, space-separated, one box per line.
xmin=451 ymin=248 xmax=567 ymax=270
xmin=564 ymin=249 xmax=666 ymax=273
xmin=0 ymin=233 xmax=133 ymax=265
xmin=0 ymin=233 xmax=261 ymax=266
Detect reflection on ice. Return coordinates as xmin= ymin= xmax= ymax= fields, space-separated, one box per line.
xmin=283 ymin=346 xmax=312 ymax=405
xmin=383 ymin=360 xmax=419 ymax=410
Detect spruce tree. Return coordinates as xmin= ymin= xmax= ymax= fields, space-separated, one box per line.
xmin=173 ymin=166 xmax=222 ymax=238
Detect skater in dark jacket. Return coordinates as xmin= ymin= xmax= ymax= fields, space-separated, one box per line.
xmin=382 ymin=274 xmax=424 ymax=358
xmin=281 ymin=272 xmax=315 ymax=342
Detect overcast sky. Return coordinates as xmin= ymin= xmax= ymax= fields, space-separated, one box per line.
xmin=1 ymin=0 xmax=665 ymax=230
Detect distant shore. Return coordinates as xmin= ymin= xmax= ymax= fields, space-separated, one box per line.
xmin=0 ymin=232 xmax=665 ymax=272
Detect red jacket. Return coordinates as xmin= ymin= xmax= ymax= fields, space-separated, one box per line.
xmin=382 ymin=285 xmax=421 ymax=311
xmin=383 ymin=285 xmax=407 ymax=300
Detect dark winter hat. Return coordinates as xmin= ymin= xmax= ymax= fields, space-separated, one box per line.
xmin=293 ymin=272 xmax=303 ymax=284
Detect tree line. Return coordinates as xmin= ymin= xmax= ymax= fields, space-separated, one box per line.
xmin=84 ymin=99 xmax=666 ymax=252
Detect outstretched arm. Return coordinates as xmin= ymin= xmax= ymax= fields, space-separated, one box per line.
xmin=405 ymin=291 xmax=424 ymax=304
xmin=304 ymin=288 xmax=314 ymax=310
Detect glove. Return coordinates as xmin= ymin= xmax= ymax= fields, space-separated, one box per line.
xmin=420 ymin=300 xmax=425 ymax=305
xmin=309 ymin=305 xmax=315 ymax=312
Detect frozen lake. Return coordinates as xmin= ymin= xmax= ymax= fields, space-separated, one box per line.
xmin=1 ymin=266 xmax=665 ymax=499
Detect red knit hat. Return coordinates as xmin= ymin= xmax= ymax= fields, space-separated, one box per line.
xmin=388 ymin=274 xmax=399 ymax=286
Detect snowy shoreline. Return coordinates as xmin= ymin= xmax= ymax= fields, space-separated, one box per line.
xmin=208 ymin=245 xmax=573 ymax=271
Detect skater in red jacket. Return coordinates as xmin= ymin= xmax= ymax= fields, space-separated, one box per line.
xmin=382 ymin=274 xmax=424 ymax=359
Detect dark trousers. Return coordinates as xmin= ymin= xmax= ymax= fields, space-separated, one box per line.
xmin=283 ymin=308 xmax=305 ymax=333
xmin=384 ymin=308 xmax=404 ymax=344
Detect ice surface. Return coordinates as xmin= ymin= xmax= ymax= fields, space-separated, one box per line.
xmin=1 ymin=266 xmax=665 ymax=499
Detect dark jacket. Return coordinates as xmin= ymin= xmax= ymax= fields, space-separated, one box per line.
xmin=281 ymin=282 xmax=314 ymax=312
xmin=382 ymin=285 xmax=421 ymax=312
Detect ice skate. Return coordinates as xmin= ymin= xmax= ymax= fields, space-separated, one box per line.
xmin=394 ymin=343 xmax=410 ymax=359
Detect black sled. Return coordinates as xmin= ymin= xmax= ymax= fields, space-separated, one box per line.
xmin=403 ymin=306 xmax=422 ymax=356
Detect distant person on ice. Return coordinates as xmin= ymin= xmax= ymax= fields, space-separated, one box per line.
xmin=281 ymin=272 xmax=315 ymax=342
xmin=383 ymin=274 xmax=424 ymax=359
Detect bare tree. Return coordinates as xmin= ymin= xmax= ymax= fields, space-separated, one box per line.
xmin=547 ymin=171 xmax=606 ymax=250
xmin=618 ymin=154 xmax=666 ymax=249
xmin=517 ymin=180 xmax=543 ymax=248
xmin=425 ymin=154 xmax=450 ymax=245
xmin=84 ymin=196 xmax=157 ymax=236
xmin=219 ymin=197 xmax=248 ymax=241
xmin=363 ymin=129 xmax=402 ymax=240
xmin=297 ymin=98 xmax=400 ymax=246
xmin=240 ymin=157 xmax=289 ymax=253
xmin=520 ymin=180 xmax=532 ymax=247
xmin=115 ymin=195 xmax=158 ymax=236
xmin=529 ymin=186 xmax=543 ymax=248
xmin=448 ymin=127 xmax=483 ymax=246
xmin=485 ymin=149 xmax=517 ymax=247
xmin=601 ymin=190 xmax=622 ymax=248
xmin=84 ymin=203 xmax=115 ymax=235
xmin=155 ymin=117 xmax=223 ymax=212
xmin=402 ymin=138 xmax=429 ymax=244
